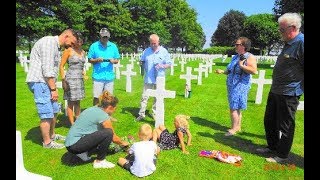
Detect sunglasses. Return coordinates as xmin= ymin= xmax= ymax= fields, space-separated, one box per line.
xmin=279 ymin=25 xmax=293 ymax=33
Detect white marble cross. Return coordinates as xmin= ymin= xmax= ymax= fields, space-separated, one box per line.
xmin=84 ymin=56 xmax=91 ymax=71
xmin=205 ymin=59 xmax=215 ymax=73
xmin=179 ymin=60 xmax=187 ymax=72
xmin=128 ymin=57 xmax=136 ymax=67
xmin=121 ymin=64 xmax=137 ymax=92
xmin=297 ymin=101 xmax=304 ymax=110
xmin=56 ymin=81 xmax=68 ymax=116
xmin=194 ymin=63 xmax=207 ymax=85
xmin=222 ymin=55 xmax=227 ymax=62
xmin=16 ymin=131 xmax=52 ymax=180
xmin=170 ymin=60 xmax=178 ymax=76
xmin=22 ymin=57 xmax=29 ymax=73
xmin=113 ymin=61 xmax=123 ymax=79
xmin=180 ymin=67 xmax=198 ymax=89
xmin=145 ymin=77 xmax=176 ymax=127
xmin=251 ymin=70 xmax=272 ymax=104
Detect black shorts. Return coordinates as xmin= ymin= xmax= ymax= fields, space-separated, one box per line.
xmin=123 ymin=154 xmax=135 ymax=171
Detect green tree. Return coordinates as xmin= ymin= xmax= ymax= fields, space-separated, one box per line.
xmin=123 ymin=0 xmax=170 ymax=51
xmin=243 ymin=14 xmax=279 ymax=55
xmin=80 ymin=0 xmax=136 ymax=52
xmin=164 ymin=0 xmax=205 ymax=52
xmin=211 ymin=10 xmax=246 ymax=47
xmin=16 ymin=0 xmax=66 ymax=52
xmin=273 ymin=0 xmax=304 ymax=33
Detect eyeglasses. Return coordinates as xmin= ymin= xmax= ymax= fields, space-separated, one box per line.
xmin=234 ymin=44 xmax=242 ymax=46
xmin=279 ymin=25 xmax=293 ymax=33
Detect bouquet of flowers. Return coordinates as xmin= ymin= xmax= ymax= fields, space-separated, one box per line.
xmin=199 ymin=150 xmax=242 ymax=166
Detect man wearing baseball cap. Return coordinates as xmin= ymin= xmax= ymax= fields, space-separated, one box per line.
xmin=87 ymin=28 xmax=120 ymax=105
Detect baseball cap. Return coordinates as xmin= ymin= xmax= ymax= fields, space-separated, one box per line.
xmin=99 ymin=28 xmax=110 ymax=38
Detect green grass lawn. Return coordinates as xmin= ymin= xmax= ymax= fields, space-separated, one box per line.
xmin=16 ymin=57 xmax=304 ymax=179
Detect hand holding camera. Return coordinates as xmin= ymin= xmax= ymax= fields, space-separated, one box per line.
xmin=239 ymin=54 xmax=247 ymax=65
xmin=239 ymin=54 xmax=246 ymax=61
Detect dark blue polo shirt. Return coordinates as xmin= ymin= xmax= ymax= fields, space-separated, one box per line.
xmin=271 ymin=33 xmax=304 ymax=96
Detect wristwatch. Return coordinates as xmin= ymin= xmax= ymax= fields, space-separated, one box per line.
xmin=50 ymin=88 xmax=56 ymax=91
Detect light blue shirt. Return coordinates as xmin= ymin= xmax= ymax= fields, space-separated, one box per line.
xmin=87 ymin=41 xmax=120 ymax=81
xmin=141 ymin=46 xmax=172 ymax=84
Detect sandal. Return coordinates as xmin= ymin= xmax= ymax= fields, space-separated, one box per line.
xmin=225 ymin=129 xmax=239 ymax=136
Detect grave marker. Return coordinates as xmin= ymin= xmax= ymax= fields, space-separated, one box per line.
xmin=16 ymin=131 xmax=52 ymax=180
xmin=180 ymin=67 xmax=197 ymax=89
xmin=251 ymin=70 xmax=272 ymax=104
xmin=145 ymin=77 xmax=176 ymax=127
xmin=121 ymin=64 xmax=137 ymax=92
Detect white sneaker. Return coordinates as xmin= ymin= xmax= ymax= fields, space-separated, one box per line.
xmin=93 ymin=159 xmax=115 ymax=168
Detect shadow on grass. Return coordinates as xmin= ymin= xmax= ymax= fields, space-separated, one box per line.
xmin=25 ymin=126 xmax=42 ymax=145
xmin=55 ymin=114 xmax=70 ymax=128
xmin=198 ymin=131 xmax=304 ymax=169
xmin=61 ymin=152 xmax=93 ymax=166
xmin=120 ymin=106 xmax=140 ymax=117
xmin=247 ymin=99 xmax=256 ymax=103
xmin=120 ymin=107 xmax=155 ymax=125
xmin=121 ymin=107 xmax=155 ymax=119
xmin=191 ymin=116 xmax=265 ymax=139
xmin=190 ymin=116 xmax=229 ymax=132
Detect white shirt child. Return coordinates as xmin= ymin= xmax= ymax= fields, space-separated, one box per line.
xmin=129 ymin=140 xmax=158 ymax=177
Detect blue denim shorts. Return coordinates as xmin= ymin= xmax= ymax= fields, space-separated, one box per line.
xmin=27 ymin=82 xmax=59 ymax=119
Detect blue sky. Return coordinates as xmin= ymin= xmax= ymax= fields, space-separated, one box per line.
xmin=186 ymin=0 xmax=275 ymax=49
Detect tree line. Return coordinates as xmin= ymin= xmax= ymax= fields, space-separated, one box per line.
xmin=16 ymin=0 xmax=303 ymax=55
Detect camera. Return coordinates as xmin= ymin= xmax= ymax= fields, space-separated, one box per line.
xmin=239 ymin=54 xmax=246 ymax=61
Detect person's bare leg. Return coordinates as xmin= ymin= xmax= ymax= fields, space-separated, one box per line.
xmin=237 ymin=110 xmax=242 ymax=132
xmin=152 ymin=128 xmax=160 ymax=142
xmin=73 ymin=100 xmax=80 ymax=121
xmin=50 ymin=113 xmax=57 ymax=138
xmin=118 ymin=157 xmax=127 ymax=166
xmin=226 ymin=110 xmax=240 ymax=135
xmin=40 ymin=119 xmax=52 ymax=145
xmin=158 ymin=125 xmax=166 ymax=131
xmin=67 ymin=101 xmax=75 ymax=125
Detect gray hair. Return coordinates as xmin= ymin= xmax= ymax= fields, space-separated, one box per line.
xmin=149 ymin=34 xmax=160 ymax=41
xmin=278 ymin=13 xmax=302 ymax=30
